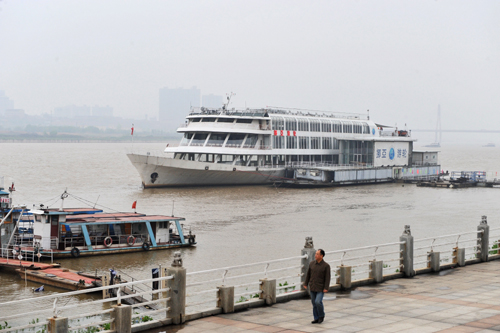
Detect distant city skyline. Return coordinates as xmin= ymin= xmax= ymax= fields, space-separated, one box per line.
xmin=1 ymin=1 xmax=498 ymax=133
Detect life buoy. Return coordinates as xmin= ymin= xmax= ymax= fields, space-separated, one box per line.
xmin=104 ymin=236 xmax=113 ymax=248
xmin=71 ymin=247 xmax=80 ymax=258
xmin=188 ymin=237 xmax=195 ymax=245
xmin=142 ymin=242 xmax=150 ymax=251
xmin=126 ymin=235 xmax=136 ymax=246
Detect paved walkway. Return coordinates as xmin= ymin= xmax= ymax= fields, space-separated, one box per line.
xmin=154 ymin=260 xmax=500 ymax=332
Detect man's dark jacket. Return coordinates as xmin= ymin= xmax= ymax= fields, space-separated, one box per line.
xmin=304 ymin=259 xmax=331 ymax=292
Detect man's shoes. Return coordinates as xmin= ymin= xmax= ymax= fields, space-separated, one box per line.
xmin=311 ymin=319 xmax=319 ymax=324
xmin=318 ymin=317 xmax=324 ymax=323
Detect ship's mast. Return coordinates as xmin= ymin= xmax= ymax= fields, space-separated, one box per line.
xmin=222 ymin=92 xmax=235 ymax=111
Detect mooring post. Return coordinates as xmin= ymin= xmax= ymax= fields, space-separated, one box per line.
xmin=477 ymin=216 xmax=489 ymax=262
xmin=301 ymin=237 xmax=316 ymax=291
xmin=166 ymin=251 xmax=186 ymax=325
xmin=259 ymin=278 xmax=276 ymax=305
xmin=400 ymin=225 xmax=415 ymax=277
xmin=111 ymin=304 xmax=132 ymax=333
xmin=48 ymin=316 xmax=68 ymax=333
xmin=217 ymin=285 xmax=235 ymax=313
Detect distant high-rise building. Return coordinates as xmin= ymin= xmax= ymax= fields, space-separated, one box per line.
xmin=0 ymin=90 xmax=14 ymax=116
xmin=92 ymin=105 xmax=113 ymax=117
xmin=202 ymin=94 xmax=223 ymax=109
xmin=159 ymin=86 xmax=200 ymax=133
xmin=54 ymin=105 xmax=91 ymax=118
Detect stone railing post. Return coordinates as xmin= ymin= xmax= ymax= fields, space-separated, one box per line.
xmin=301 ymin=237 xmax=316 ymax=291
xmin=166 ymin=252 xmax=186 ymax=325
xmin=259 ymin=278 xmax=276 ymax=305
xmin=428 ymin=252 xmax=440 ymax=272
xmin=400 ymin=225 xmax=415 ymax=277
xmin=477 ymin=215 xmax=489 ymax=262
xmin=102 ymin=275 xmax=110 ymax=300
xmin=161 ymin=266 xmax=168 ymax=300
xmin=48 ymin=316 xmax=68 ymax=333
xmin=453 ymin=247 xmax=465 ymax=267
xmin=338 ymin=265 xmax=352 ymax=289
xmin=370 ymin=260 xmax=383 ymax=283
xmin=111 ymin=304 xmax=132 ymax=333
xmin=217 ymin=286 xmax=234 ymax=313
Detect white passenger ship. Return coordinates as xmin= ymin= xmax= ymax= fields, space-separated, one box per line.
xmin=127 ymin=107 xmax=415 ymax=187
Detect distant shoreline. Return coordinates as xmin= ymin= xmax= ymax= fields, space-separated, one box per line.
xmin=0 ymin=139 xmax=170 ymax=143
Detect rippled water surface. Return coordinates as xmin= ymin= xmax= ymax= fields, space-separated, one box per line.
xmin=1 ymin=142 xmax=500 ymax=304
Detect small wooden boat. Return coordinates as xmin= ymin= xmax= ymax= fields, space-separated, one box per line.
xmin=16 ymin=267 xmax=100 ymax=290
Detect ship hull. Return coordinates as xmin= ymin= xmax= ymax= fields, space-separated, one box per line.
xmin=127 ymin=153 xmax=286 ymax=187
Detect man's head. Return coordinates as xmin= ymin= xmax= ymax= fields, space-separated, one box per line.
xmin=315 ymin=249 xmax=325 ymax=262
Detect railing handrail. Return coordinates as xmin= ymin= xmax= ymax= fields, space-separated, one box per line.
xmin=324 ymin=241 xmax=406 ymax=255
xmin=0 ymin=275 xmax=173 ymax=307
xmin=186 ymin=254 xmax=307 ymax=276
xmin=415 ymin=229 xmax=483 ymax=243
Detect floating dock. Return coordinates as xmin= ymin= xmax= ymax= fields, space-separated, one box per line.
xmin=417 ymin=171 xmax=500 ymax=189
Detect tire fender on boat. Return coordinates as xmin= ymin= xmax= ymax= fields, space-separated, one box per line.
xmin=104 ymin=236 xmax=113 ymax=248
xmin=142 ymin=242 xmax=150 ymax=251
xmin=71 ymin=247 xmax=80 ymax=258
xmin=127 ymin=235 xmax=136 ymax=246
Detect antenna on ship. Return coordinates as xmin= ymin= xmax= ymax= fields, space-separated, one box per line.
xmin=59 ymin=189 xmax=68 ymax=212
xmin=222 ymin=92 xmax=235 ymax=112
xmin=367 ymin=109 xmax=370 ymax=120
xmin=171 ymin=200 xmax=175 ymax=217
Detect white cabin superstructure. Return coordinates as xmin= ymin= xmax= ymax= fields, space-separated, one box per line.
xmin=127 ymin=107 xmax=415 ymax=187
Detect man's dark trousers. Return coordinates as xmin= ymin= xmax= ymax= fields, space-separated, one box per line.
xmin=310 ymin=291 xmax=325 ymax=320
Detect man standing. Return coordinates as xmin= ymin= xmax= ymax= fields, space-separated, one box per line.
xmin=304 ymin=249 xmax=331 ymax=324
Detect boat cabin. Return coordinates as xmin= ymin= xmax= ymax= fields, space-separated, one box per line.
xmin=29 ymin=207 xmax=195 ymax=257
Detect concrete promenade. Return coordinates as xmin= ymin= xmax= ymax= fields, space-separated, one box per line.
xmin=150 ymin=259 xmax=500 ymax=333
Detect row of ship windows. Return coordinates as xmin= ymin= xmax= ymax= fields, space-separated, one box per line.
xmin=181 ymin=133 xmax=259 ymax=148
xmin=273 ymin=136 xmax=340 ymax=150
xmin=180 ymin=132 xmax=341 ymax=150
xmin=272 ymin=117 xmax=370 ymax=134
xmin=188 ymin=116 xmax=370 ymax=135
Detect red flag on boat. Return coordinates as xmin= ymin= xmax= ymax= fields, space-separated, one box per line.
xmin=132 ymin=201 xmax=137 ymax=209
xmin=131 ymin=124 xmax=134 ymax=136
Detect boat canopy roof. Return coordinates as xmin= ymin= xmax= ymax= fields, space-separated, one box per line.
xmin=0 ymin=190 xmax=9 ymax=195
xmin=374 ymin=123 xmax=395 ymax=128
xmin=30 ymin=208 xmax=104 ymax=215
xmin=65 ymin=213 xmax=185 ymax=225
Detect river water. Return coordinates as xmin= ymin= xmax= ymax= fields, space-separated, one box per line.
xmin=1 ymin=142 xmax=500 ymax=307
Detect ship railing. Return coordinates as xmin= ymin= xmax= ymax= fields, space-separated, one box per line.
xmin=0 ymin=274 xmax=174 ymax=333
xmin=412 ymin=161 xmax=440 ymax=167
xmin=60 ymin=233 xmax=150 ymax=250
xmin=0 ymin=245 xmax=36 ymax=263
xmin=286 ymin=162 xmax=375 ymax=169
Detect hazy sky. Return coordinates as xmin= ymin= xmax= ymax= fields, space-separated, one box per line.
xmin=0 ymin=0 xmax=499 ymax=131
